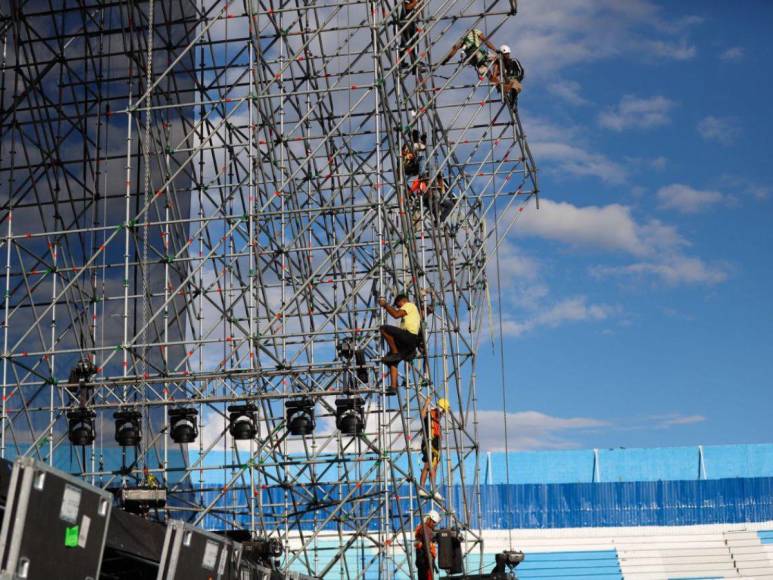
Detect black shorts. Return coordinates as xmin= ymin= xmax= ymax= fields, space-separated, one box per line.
xmin=381 ymin=325 xmax=419 ymax=357
xmin=422 ymin=436 xmax=440 ymax=467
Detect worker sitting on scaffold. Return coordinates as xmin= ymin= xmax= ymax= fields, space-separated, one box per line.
xmin=419 ymin=396 xmax=449 ymax=501
xmin=490 ymin=44 xmax=525 ymax=111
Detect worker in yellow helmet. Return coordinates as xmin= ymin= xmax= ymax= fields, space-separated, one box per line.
xmin=419 ymin=396 xmax=450 ymax=501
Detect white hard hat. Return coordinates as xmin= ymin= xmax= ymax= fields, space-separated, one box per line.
xmin=428 ymin=510 xmax=441 ymax=523
xmin=499 ymin=44 xmax=511 ymax=54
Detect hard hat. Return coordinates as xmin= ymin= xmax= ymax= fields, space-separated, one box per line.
xmin=428 ymin=510 xmax=441 ymax=523
xmin=499 ymin=44 xmax=511 ymax=54
xmin=438 ymin=398 xmax=450 ymax=412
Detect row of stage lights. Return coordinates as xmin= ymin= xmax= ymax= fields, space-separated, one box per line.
xmin=66 ymin=397 xmax=367 ymax=447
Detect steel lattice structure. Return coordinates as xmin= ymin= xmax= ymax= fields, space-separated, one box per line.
xmin=0 ymin=0 xmax=536 ymax=577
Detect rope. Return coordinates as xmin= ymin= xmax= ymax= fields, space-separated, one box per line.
xmin=140 ymin=0 xmax=155 ymax=472
xmin=493 ymin=200 xmax=513 ymax=550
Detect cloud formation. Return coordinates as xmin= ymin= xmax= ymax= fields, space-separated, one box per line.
xmin=477 ymin=410 xmax=607 ymax=451
xmin=719 ymin=46 xmax=745 ymax=62
xmin=697 ymin=115 xmax=741 ymax=145
xmin=547 ymin=80 xmax=588 ymax=106
xmin=527 ymin=118 xmax=627 ymax=184
xmin=599 ymin=95 xmax=675 ymax=131
xmin=509 ymin=0 xmax=699 ymax=76
xmin=656 ymin=183 xmax=726 ymax=213
xmin=501 ymin=296 xmax=619 ymax=337
xmin=592 ymin=255 xmax=729 ymax=286
xmin=514 ymin=198 xmax=682 ymax=257
xmin=476 ymin=410 xmax=707 ymax=451
xmin=515 ymin=198 xmax=728 ymax=286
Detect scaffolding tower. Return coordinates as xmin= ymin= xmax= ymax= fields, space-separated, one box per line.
xmin=0 ymin=0 xmax=536 ymax=577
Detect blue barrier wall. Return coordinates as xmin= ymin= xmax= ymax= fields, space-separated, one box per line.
xmin=198 ymin=475 xmax=773 ymax=530
xmin=479 ymin=444 xmax=773 ymax=484
xmin=460 ymin=476 xmax=773 ymax=528
xmin=192 ymin=444 xmax=773 ymax=530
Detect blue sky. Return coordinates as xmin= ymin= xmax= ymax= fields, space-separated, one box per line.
xmin=475 ymin=0 xmax=773 ymax=451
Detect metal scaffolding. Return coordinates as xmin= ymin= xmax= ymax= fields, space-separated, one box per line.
xmin=0 ymin=0 xmax=536 ymax=577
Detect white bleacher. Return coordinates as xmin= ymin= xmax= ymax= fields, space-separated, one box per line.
xmin=482 ymin=521 xmax=773 ymax=579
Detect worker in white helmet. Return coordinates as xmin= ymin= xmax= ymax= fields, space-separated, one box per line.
xmin=419 ymin=396 xmax=450 ymax=500
xmin=415 ymin=509 xmax=441 ymax=580
xmin=491 ymin=44 xmax=525 ymax=110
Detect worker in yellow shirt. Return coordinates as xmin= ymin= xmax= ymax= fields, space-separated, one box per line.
xmin=378 ymin=294 xmax=421 ymax=391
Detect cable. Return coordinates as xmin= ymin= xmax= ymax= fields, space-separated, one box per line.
xmin=493 ymin=200 xmax=513 ymax=550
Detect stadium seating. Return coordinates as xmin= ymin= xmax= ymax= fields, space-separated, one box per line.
xmin=517 ymin=549 xmax=622 ymax=579
xmin=482 ymin=522 xmax=773 ymax=579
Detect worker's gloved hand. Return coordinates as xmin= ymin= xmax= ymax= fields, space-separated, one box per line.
xmin=378 ymin=297 xmax=387 ymax=307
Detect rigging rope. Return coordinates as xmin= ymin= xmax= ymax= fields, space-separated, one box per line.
xmin=493 ymin=200 xmax=513 ymax=550
xmin=140 ymin=0 xmax=156 ymax=474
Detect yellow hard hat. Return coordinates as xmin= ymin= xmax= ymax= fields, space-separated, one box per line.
xmin=438 ymin=398 xmax=450 ymax=412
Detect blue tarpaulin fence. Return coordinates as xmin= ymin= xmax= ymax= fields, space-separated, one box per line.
xmin=198 ymin=476 xmax=773 ymax=530
xmin=467 ymin=476 xmax=773 ymax=528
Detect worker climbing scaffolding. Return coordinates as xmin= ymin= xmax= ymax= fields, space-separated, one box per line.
xmin=419 ymin=396 xmax=450 ymax=501
xmin=441 ymin=28 xmax=526 ymax=113
xmin=441 ymin=28 xmax=498 ymax=76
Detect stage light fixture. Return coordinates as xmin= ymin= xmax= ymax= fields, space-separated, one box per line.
xmin=335 ymin=397 xmax=365 ymax=435
xmin=169 ymin=407 xmax=198 ymax=444
xmin=228 ymin=403 xmax=257 ymax=440
xmin=67 ymin=408 xmax=96 ymax=446
xmin=285 ymin=398 xmax=315 ymax=436
xmin=114 ymin=410 xmax=142 ymax=447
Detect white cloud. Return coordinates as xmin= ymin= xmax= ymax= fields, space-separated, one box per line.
xmin=501 ymin=296 xmax=619 ymax=337
xmin=591 ymin=255 xmax=729 ymax=286
xmin=697 ymin=115 xmax=741 ymax=145
xmin=508 ymin=1 xmax=699 ymax=76
xmin=547 ymin=80 xmax=588 ymax=105
xmin=598 ymin=95 xmax=675 ymax=131
xmin=652 ymin=414 xmax=706 ymax=428
xmin=534 ymin=141 xmax=628 ymax=184
xmin=656 ymin=183 xmax=725 ymax=213
xmin=720 ymin=46 xmax=744 ymax=62
xmin=646 ymin=39 xmax=697 ymax=60
xmin=477 ymin=410 xmax=607 ymax=451
xmin=514 ymin=198 xmax=727 ymax=286
xmin=495 ymin=240 xmax=540 ymax=283
xmin=476 ymin=410 xmax=708 ymax=450
xmin=526 ymin=117 xmax=628 ymax=184
xmin=515 ymin=198 xmax=682 ymax=256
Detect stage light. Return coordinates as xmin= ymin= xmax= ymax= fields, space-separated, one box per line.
xmin=335 ymin=397 xmax=365 ymax=435
xmin=114 ymin=410 xmax=142 ymax=447
xmin=337 ymin=339 xmax=368 ymax=385
xmin=67 ymin=408 xmax=96 ymax=446
xmin=169 ymin=407 xmax=198 ymax=444
xmin=285 ymin=398 xmax=315 ymax=436
xmin=490 ymin=550 xmax=524 ymax=580
xmin=228 ymin=403 xmax=257 ymax=440
xmin=67 ymin=359 xmax=97 ymax=406
xmin=243 ymin=537 xmax=284 ymax=569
